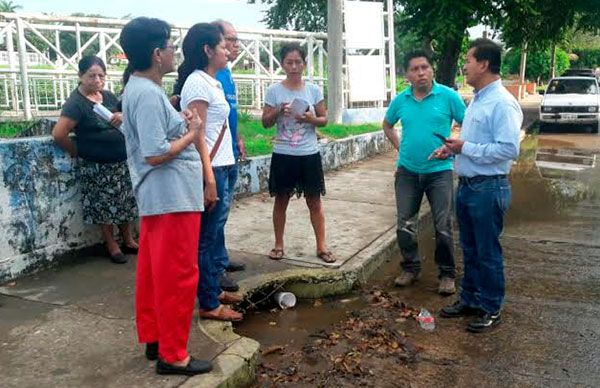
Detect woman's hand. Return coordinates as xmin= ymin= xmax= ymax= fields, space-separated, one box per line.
xmin=296 ymin=111 xmax=316 ymax=125
xmin=187 ymin=108 xmax=203 ymax=141
xmin=280 ymin=102 xmax=291 ymax=117
xmin=203 ymin=179 xmax=218 ymax=212
xmin=109 ymin=112 xmax=123 ymax=127
xmin=180 ymin=109 xmax=193 ymax=125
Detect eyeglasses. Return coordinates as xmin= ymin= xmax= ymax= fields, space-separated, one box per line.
xmin=224 ymin=36 xmax=239 ymax=44
xmin=160 ymin=43 xmax=178 ymax=51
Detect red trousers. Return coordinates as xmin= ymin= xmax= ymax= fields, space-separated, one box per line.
xmin=135 ymin=211 xmax=201 ymax=363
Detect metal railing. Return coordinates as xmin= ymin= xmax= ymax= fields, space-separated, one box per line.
xmin=0 ymin=13 xmax=328 ymax=119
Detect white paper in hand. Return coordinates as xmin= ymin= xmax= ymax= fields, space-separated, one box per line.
xmin=288 ymin=98 xmax=310 ymax=117
xmin=93 ymin=103 xmax=114 ymax=122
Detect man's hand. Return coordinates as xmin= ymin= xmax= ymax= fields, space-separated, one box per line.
xmin=429 ymin=145 xmax=453 ymax=160
xmin=443 ymin=138 xmax=464 ymax=154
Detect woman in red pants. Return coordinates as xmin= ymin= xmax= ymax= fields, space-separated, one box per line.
xmin=120 ymin=17 xmax=217 ymax=376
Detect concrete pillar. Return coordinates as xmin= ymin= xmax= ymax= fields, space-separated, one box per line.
xmin=327 ymin=0 xmax=344 ymax=124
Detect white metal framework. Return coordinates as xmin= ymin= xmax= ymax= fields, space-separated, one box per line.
xmin=0 ymin=13 xmax=328 ymax=119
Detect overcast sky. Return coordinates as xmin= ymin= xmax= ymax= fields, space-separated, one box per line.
xmin=15 ymin=0 xmax=270 ymax=29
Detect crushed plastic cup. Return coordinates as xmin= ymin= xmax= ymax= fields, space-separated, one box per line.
xmin=274 ymin=292 xmax=297 ymax=309
xmin=416 ymin=308 xmax=435 ymax=331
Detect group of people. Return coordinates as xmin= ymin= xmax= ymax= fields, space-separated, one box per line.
xmin=52 ymin=16 xmax=335 ymax=376
xmin=51 ymin=12 xmax=521 ymax=376
xmin=383 ymin=39 xmax=522 ymax=334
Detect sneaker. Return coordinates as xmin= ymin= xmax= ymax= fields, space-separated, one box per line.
xmin=440 ymin=301 xmax=481 ymax=318
xmin=438 ymin=277 xmax=456 ymax=295
xmin=467 ymin=312 xmax=501 ymax=333
xmin=394 ymin=271 xmax=418 ymax=287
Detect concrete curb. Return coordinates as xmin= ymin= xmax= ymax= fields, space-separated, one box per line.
xmin=181 ymin=321 xmax=259 ymax=388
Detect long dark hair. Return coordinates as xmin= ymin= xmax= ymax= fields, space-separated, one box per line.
xmin=173 ymin=23 xmax=223 ymax=96
xmin=120 ymin=17 xmax=171 ymax=86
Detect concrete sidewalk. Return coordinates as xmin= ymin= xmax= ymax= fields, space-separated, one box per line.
xmin=1 ymin=151 xmax=413 ymax=388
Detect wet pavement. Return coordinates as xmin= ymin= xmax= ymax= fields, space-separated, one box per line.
xmin=241 ymin=135 xmax=600 ymax=387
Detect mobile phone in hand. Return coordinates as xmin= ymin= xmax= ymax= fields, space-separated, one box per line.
xmin=433 ymin=132 xmax=447 ymax=142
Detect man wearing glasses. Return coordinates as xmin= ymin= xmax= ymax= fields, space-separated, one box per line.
xmin=212 ymin=20 xmax=246 ymax=291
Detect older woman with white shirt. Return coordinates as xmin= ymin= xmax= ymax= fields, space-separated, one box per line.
xmin=173 ymin=22 xmax=243 ymax=322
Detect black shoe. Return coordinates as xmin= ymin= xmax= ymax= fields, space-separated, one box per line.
xmin=145 ymin=342 xmax=158 ymax=361
xmin=220 ymin=274 xmax=239 ymax=292
xmin=121 ymin=244 xmax=139 ymax=255
xmin=156 ymin=357 xmax=213 ymax=376
xmin=225 ymin=261 xmax=246 ymax=272
xmin=467 ymin=312 xmax=501 ymax=333
xmin=439 ymin=301 xmax=481 ymax=318
xmin=109 ymin=251 xmax=128 ymax=264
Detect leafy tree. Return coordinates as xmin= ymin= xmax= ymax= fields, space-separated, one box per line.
xmin=248 ymin=0 xmax=327 ymax=32
xmin=0 ymin=0 xmax=22 ymax=12
xmin=503 ymin=47 xmax=570 ymax=81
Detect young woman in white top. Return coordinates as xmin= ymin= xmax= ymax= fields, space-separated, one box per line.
xmin=173 ymin=22 xmax=243 ymax=322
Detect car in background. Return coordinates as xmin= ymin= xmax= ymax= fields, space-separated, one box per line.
xmin=539 ymin=76 xmax=600 ymax=133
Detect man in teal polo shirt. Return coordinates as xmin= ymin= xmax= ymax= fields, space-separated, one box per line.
xmin=383 ymin=50 xmax=466 ymax=295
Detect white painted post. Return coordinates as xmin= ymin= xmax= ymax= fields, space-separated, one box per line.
xmin=99 ymin=32 xmax=107 ymax=64
xmin=16 ymin=17 xmax=32 ymax=120
xmin=318 ymin=41 xmax=324 ymax=81
xmin=327 ymin=0 xmax=344 ymax=124
xmin=254 ymin=38 xmax=262 ymax=109
xmin=75 ymin=22 xmax=82 ymax=62
xmin=387 ymin=0 xmax=396 ymax=100
xmin=269 ymin=35 xmax=274 ymax=83
xmin=6 ymin=24 xmax=18 ymax=111
xmin=307 ymin=35 xmax=314 ymax=82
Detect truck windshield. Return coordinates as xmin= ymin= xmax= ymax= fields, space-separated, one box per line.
xmin=546 ymin=79 xmax=598 ymax=95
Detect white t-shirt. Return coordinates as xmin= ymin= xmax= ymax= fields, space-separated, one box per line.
xmin=181 ymin=70 xmax=234 ymax=167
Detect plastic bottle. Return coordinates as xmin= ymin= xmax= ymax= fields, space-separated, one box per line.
xmin=416 ymin=308 xmax=435 ymax=331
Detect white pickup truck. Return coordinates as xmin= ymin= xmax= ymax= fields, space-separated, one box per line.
xmin=539 ymin=76 xmax=600 ymax=134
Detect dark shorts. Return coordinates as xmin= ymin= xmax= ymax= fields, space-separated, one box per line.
xmin=269 ymin=152 xmax=326 ymax=197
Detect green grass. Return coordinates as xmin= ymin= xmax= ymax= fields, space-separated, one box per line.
xmin=0 ymin=121 xmax=36 ymax=138
xmin=238 ymin=113 xmax=381 ymax=157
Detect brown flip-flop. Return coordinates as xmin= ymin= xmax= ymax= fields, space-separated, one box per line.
xmin=268 ymin=248 xmax=285 ymax=260
xmin=317 ymin=250 xmax=336 ymax=263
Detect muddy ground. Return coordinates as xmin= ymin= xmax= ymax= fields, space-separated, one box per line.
xmin=239 ymin=140 xmax=600 ymax=387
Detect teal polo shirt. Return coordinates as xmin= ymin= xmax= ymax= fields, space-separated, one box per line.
xmin=385 ymin=82 xmax=466 ymax=173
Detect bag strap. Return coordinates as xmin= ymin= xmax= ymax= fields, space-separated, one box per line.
xmin=210 ymin=122 xmax=228 ymax=161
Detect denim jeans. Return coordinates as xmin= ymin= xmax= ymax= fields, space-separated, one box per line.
xmin=214 ymin=164 xmax=238 ymax=275
xmin=197 ymin=164 xmax=236 ymax=311
xmin=456 ymin=176 xmax=511 ymax=314
xmin=395 ymin=166 xmax=455 ymax=278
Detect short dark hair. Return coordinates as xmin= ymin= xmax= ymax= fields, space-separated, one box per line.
xmin=469 ymin=38 xmax=501 ymax=74
xmin=403 ymin=50 xmax=432 ymax=71
xmin=279 ymin=43 xmax=306 ymax=63
xmin=78 ymin=56 xmax=106 ymax=75
xmin=120 ymin=17 xmax=171 ymax=85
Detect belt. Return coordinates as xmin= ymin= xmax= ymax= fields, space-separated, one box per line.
xmin=458 ymin=174 xmax=507 ymax=185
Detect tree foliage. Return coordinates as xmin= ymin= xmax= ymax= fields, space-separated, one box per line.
xmin=0 ymin=0 xmax=21 ymax=12
xmin=503 ymin=47 xmax=570 ymax=81
xmin=248 ymin=0 xmax=327 ymax=32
